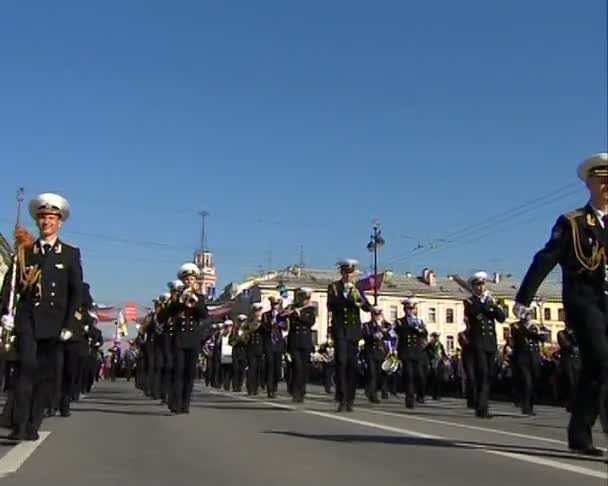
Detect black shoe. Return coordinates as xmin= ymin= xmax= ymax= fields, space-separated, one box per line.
xmin=568 ymin=444 xmax=604 ymax=457
xmin=7 ymin=430 xmax=26 ymax=441
xmin=60 ymin=410 xmax=71 ymax=418
xmin=346 ymin=402 xmax=354 ymax=412
xmin=476 ymin=410 xmax=492 ymax=418
xmin=405 ymin=400 xmax=415 ymax=409
xmin=26 ymin=430 xmax=39 ymax=441
xmin=369 ymin=397 xmax=380 ymax=404
xmin=336 ymin=402 xmax=345 ymax=412
xmin=381 ymin=392 xmax=389 ymax=400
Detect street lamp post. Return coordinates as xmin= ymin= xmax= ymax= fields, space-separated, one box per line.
xmin=367 ymin=222 xmax=385 ymax=306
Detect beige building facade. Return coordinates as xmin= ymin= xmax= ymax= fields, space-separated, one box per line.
xmin=219 ymin=266 xmax=566 ymax=353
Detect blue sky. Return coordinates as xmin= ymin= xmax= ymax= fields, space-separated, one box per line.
xmin=1 ymin=0 xmax=606 ymax=305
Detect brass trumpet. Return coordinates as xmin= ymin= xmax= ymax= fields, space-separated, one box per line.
xmin=179 ymin=286 xmax=199 ymax=308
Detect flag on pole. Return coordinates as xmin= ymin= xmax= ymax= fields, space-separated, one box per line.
xmin=356 ymin=272 xmax=385 ymax=292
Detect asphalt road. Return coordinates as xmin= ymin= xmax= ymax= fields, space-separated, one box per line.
xmin=0 ymin=380 xmax=606 ymax=485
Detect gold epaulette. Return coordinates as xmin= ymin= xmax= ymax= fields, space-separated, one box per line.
xmin=566 ymin=208 xmax=605 ymax=271
xmin=565 ymin=208 xmax=584 ymax=219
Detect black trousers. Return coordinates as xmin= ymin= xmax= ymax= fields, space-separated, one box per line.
xmin=264 ymin=348 xmax=282 ymax=396
xmin=560 ymin=355 xmax=580 ymax=411
xmin=567 ymin=304 xmax=608 ymax=446
xmin=366 ymin=357 xmax=383 ymax=400
xmin=59 ymin=341 xmax=81 ymax=413
xmin=246 ymin=350 xmax=263 ymax=395
xmin=161 ymin=342 xmax=174 ymax=404
xmin=472 ymin=348 xmax=495 ymax=414
xmin=514 ymin=353 xmax=541 ymax=413
xmin=221 ymin=363 xmax=233 ymax=391
xmin=173 ymin=347 xmax=198 ymax=412
xmin=401 ymin=359 xmax=425 ymax=406
xmin=462 ymin=350 xmax=477 ymax=408
xmin=15 ymin=337 xmax=59 ymax=434
xmin=322 ymin=363 xmax=334 ymax=393
xmin=334 ymin=340 xmax=358 ymax=404
xmin=290 ymin=349 xmax=310 ymax=401
xmin=143 ymin=345 xmax=154 ymax=395
xmin=232 ymin=355 xmax=246 ymax=391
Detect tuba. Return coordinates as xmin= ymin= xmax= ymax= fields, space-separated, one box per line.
xmin=381 ymin=338 xmax=400 ymax=374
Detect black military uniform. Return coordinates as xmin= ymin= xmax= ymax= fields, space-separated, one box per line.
xmin=463 ymin=274 xmax=506 ymax=418
xmin=286 ymin=293 xmax=316 ymax=402
xmin=395 ymin=304 xmax=428 ymax=408
xmin=243 ymin=308 xmax=265 ymax=395
xmin=261 ymin=300 xmax=287 ymax=398
xmin=327 ymin=259 xmax=371 ymax=412
xmin=228 ymin=318 xmax=247 ymax=392
xmin=361 ymin=316 xmax=387 ymax=403
xmin=425 ymin=334 xmax=447 ymax=401
xmin=557 ymin=328 xmax=580 ymax=412
xmin=0 ymin=229 xmax=83 ymax=440
xmin=510 ymin=318 xmax=545 ymax=415
xmin=515 ymin=154 xmax=608 ymax=454
xmin=172 ymin=286 xmax=208 ymax=413
xmin=458 ymin=330 xmax=476 ymax=409
xmin=83 ymin=322 xmax=103 ymax=394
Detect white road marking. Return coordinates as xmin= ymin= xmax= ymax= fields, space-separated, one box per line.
xmin=0 ymin=432 xmax=51 ymax=478
xmin=208 ymin=389 xmax=608 ymax=480
xmin=288 ymin=391 xmax=607 ymax=451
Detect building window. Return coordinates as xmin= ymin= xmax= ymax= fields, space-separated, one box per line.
xmin=428 ymin=307 xmax=436 ymax=323
xmin=446 ymin=308 xmax=454 ymax=324
xmin=389 ymin=306 xmax=398 ymax=321
xmin=446 ymin=335 xmax=454 ymax=354
xmin=558 ymin=308 xmax=565 ymax=321
xmin=544 ymin=308 xmax=552 ymax=321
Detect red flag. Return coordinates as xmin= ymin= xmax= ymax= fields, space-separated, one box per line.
xmin=124 ymin=302 xmax=137 ymax=321
xmin=356 ymin=273 xmax=385 ymax=292
xmin=96 ymin=306 xmax=118 ymax=322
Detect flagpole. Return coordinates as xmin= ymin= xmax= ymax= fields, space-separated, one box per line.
xmin=367 ymin=221 xmax=385 ymax=306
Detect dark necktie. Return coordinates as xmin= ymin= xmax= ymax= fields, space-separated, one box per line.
xmin=42 ymin=243 xmax=52 ymax=258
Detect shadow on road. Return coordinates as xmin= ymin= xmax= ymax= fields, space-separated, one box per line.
xmin=262 ymin=430 xmax=608 ymax=465
xmin=72 ymin=407 xmax=170 ymax=417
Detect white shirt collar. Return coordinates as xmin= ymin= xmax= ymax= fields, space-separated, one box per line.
xmin=39 ymin=236 xmax=58 ymax=253
xmin=590 ymin=203 xmax=606 ymax=228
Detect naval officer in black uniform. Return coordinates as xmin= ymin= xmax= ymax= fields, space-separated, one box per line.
xmin=327 ymin=259 xmax=371 ymax=412
xmin=514 ymin=153 xmax=608 ymax=456
xmin=463 ymin=271 xmax=506 ymax=418
xmin=0 ymin=193 xmax=83 ymax=441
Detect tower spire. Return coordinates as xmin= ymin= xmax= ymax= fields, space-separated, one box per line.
xmin=198 ymin=210 xmax=209 ymax=251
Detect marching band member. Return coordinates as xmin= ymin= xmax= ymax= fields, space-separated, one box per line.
xmin=220 ymin=320 xmax=234 ymax=391
xmin=557 ymin=326 xmax=580 ymax=413
xmin=510 ymin=310 xmax=545 ymax=415
xmin=464 ymin=271 xmax=506 ymax=418
xmin=242 ymin=303 xmax=265 ymax=396
xmin=261 ymin=296 xmax=287 ymax=399
xmin=163 ymin=280 xmax=182 ymax=407
xmin=514 ymin=153 xmax=608 ymax=455
xmin=228 ymin=314 xmax=248 ymax=392
xmin=286 ymin=287 xmax=316 ymax=402
xmin=362 ymin=306 xmax=388 ymax=403
xmin=458 ymin=327 xmax=476 ymax=409
xmin=172 ymin=263 xmax=208 ymax=414
xmin=318 ymin=339 xmax=335 ymax=394
xmin=394 ymin=298 xmax=428 ymax=409
xmin=327 ymin=259 xmax=371 ymax=412
xmin=426 ymin=332 xmax=448 ymax=401
xmin=0 ymin=193 xmax=83 ymax=441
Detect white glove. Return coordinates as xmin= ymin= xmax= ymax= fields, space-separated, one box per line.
xmin=1 ymin=314 xmax=15 ymax=331
xmin=84 ymin=325 xmax=90 ymax=332
xmin=374 ymin=332 xmax=383 ymax=340
xmin=389 ymin=330 xmax=397 ymax=339
xmin=60 ymin=329 xmax=73 ymax=341
xmin=513 ymin=302 xmax=528 ymax=320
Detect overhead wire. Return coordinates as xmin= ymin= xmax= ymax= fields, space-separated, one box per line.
xmin=382 ymin=182 xmax=581 ymax=267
